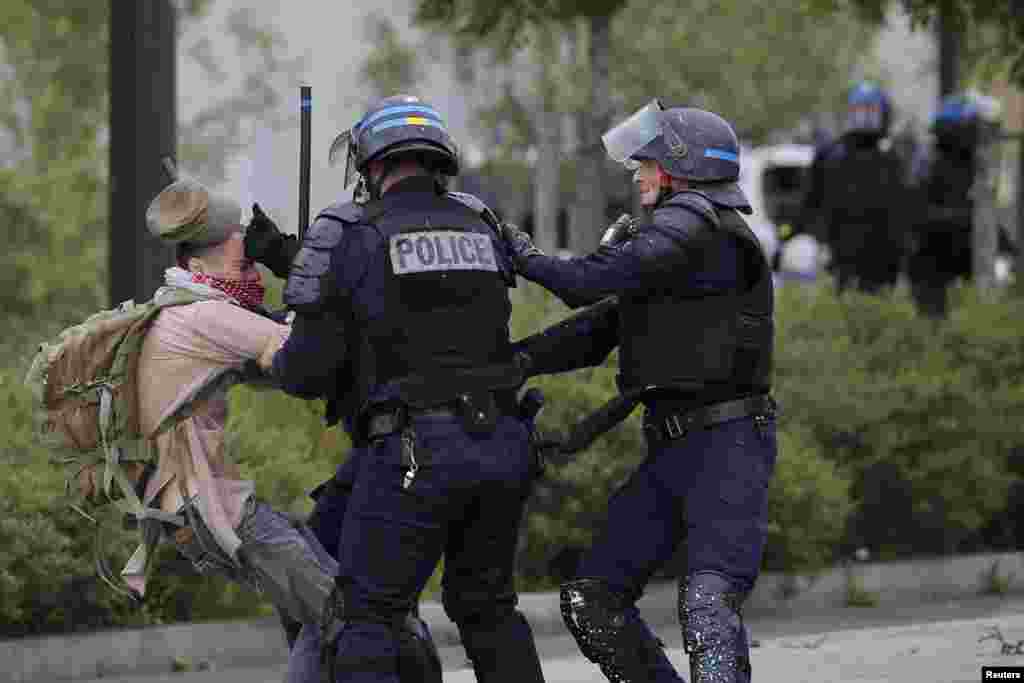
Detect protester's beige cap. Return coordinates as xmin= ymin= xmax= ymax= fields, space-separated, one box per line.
xmin=145 ymin=177 xmax=242 ymax=246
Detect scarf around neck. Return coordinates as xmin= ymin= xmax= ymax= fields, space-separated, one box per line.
xmin=159 ymin=267 xmax=266 ymax=310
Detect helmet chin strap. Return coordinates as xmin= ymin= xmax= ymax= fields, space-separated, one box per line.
xmin=655 ymin=167 xmax=675 ymax=206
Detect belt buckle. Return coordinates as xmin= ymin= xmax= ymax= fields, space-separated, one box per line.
xmin=664 ymin=414 xmax=686 ymax=440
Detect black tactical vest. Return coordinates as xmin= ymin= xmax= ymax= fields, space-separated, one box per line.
xmin=352 ymin=189 xmax=514 ymax=392
xmin=616 ymin=192 xmax=774 ymax=399
xmin=819 ymin=136 xmax=904 ymax=224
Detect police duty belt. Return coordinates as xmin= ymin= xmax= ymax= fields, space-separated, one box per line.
xmin=541 ymin=393 xmax=777 ymax=465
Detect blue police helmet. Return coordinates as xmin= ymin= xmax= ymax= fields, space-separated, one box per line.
xmin=931 ymin=93 xmax=982 ymax=130
xmin=844 ymin=81 xmax=892 ymax=136
xmin=353 ymin=94 xmax=460 ymax=178
xmin=602 ymin=101 xmax=750 ymax=211
xmin=930 ymin=93 xmax=985 ymax=149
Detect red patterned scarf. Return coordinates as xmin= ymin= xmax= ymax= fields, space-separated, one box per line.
xmin=191 ymin=272 xmax=266 ymax=309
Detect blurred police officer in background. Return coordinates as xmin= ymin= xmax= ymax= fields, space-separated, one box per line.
xmin=800 ymin=82 xmax=909 ymax=293
xmin=501 ymin=99 xmax=778 ymax=683
xmin=907 ymin=93 xmax=994 ymax=317
xmin=259 ymin=94 xmax=546 ymax=683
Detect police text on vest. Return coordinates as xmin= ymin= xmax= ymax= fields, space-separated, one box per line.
xmin=390 ymin=231 xmax=499 ymax=274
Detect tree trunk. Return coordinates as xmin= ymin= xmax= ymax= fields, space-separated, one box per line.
xmin=972 ymin=126 xmax=1000 ymax=293
xmin=534 ymin=108 xmax=561 ymax=254
xmin=937 ymin=0 xmax=960 ymax=98
xmin=568 ymin=13 xmax=612 ymax=254
xmin=532 ymin=27 xmax=562 ymax=255
xmin=1017 ymin=139 xmax=1024 ymax=296
xmin=110 ymin=0 xmax=176 ymax=307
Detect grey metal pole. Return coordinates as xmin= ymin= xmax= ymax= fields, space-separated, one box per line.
xmin=109 ymin=0 xmax=176 ymax=306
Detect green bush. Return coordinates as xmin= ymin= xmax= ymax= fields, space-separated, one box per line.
xmin=774 ymin=282 xmax=1024 ymax=557
xmin=4 ymin=276 xmax=1024 ymax=636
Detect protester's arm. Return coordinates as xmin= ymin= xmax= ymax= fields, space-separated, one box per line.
xmin=267 ymin=213 xmax=365 ymax=399
xmin=183 ymin=301 xmax=291 ymax=366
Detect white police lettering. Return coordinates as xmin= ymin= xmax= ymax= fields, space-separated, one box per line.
xmin=390 ymin=231 xmax=498 ymax=274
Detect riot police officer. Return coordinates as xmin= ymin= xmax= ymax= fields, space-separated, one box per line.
xmin=500 ymin=100 xmax=777 ymax=683
xmin=267 ymin=94 xmax=546 ymax=683
xmin=243 ymin=205 xmax=441 ymax=682
xmin=907 ymin=93 xmax=987 ymax=317
xmin=800 ymin=82 xmax=909 ymax=293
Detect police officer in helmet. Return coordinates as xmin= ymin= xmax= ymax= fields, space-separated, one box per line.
xmin=907 ymin=93 xmax=989 ymax=317
xmin=501 ymin=100 xmax=777 ymax=683
xmin=800 ymin=81 xmax=909 ymax=293
xmin=267 ymin=94 xmax=546 ymax=683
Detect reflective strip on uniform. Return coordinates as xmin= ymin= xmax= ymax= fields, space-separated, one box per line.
xmin=389 ymin=231 xmax=499 ymax=274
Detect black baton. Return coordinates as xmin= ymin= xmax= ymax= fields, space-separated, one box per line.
xmin=298 ymin=85 xmax=311 ymax=241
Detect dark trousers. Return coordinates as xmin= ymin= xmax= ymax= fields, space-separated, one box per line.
xmin=328 ymin=414 xmax=544 ymax=683
xmin=575 ymin=413 xmax=778 ymax=682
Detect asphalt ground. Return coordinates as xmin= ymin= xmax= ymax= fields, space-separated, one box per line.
xmin=79 ymin=593 xmax=1024 ymax=683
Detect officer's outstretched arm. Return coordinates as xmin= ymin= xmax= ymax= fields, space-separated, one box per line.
xmin=513 ymin=297 xmax=619 ymax=377
xmin=269 ymin=212 xmax=356 ymax=399
xmin=506 ymin=208 xmax=729 ymax=308
xmin=271 ymin=312 xmax=346 ymax=399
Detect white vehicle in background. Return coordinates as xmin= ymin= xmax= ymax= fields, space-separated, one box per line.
xmin=738 ymin=143 xmax=820 ymax=283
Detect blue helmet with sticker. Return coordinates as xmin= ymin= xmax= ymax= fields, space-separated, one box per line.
xmin=844 ymin=81 xmax=892 ymax=136
xmin=328 ymin=94 xmax=460 ymax=190
xmin=929 ymin=93 xmax=986 ymax=149
xmin=601 ymin=100 xmax=750 ymax=210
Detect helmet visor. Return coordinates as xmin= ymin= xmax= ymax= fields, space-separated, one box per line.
xmin=328 ymin=129 xmax=358 ymax=188
xmin=602 ymin=99 xmax=664 ymax=167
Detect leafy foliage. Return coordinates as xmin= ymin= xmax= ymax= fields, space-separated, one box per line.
xmin=359 ymin=15 xmax=423 ymax=98
xmin=4 ymin=277 xmax=1024 ymax=632
xmin=178 ymin=7 xmax=307 ymax=183
xmin=828 ymin=0 xmax=1024 ymax=85
xmin=611 ymin=0 xmax=872 ymax=141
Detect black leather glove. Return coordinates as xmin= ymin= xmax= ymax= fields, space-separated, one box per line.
xmin=500 ymin=222 xmax=543 ymax=269
xmin=599 ymin=213 xmax=636 ymax=247
xmin=245 ymin=203 xmax=299 ymax=279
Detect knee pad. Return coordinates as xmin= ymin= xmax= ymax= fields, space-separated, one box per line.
xmin=679 ymin=572 xmax=752 ymax=682
xmin=560 ymin=578 xmax=665 ymax=683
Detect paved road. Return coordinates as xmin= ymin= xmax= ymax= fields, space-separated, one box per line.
xmin=83 ymin=594 xmax=1024 ymax=683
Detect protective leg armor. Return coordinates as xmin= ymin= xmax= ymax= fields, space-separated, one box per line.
xmin=679 ymin=572 xmax=752 ymax=683
xmin=560 ymin=578 xmax=669 ymax=683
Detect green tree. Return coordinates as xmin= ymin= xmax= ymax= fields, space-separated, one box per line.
xmin=359 ymin=14 xmax=423 ymax=98
xmin=178 ymin=6 xmax=306 ymax=184
xmin=0 ymin=1 xmax=304 ymax=322
xmin=612 ymin=0 xmax=872 ymax=142
xmin=415 ymin=0 xmax=629 ymax=252
xmin=818 ymin=0 xmax=1024 ymax=84
xmin=410 ymin=0 xmax=870 ymax=254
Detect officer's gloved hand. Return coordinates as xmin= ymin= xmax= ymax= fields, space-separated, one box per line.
xmin=599 ymin=213 xmax=635 ymax=247
xmin=500 ymin=222 xmax=543 ymax=269
xmin=245 ymin=203 xmax=298 ymax=279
